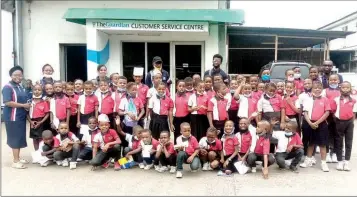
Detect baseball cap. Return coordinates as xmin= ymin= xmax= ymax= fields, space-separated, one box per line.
xmin=152 ymin=56 xmax=162 ymax=64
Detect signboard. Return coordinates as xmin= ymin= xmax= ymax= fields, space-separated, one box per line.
xmin=88 ymin=20 xmax=209 ymax=33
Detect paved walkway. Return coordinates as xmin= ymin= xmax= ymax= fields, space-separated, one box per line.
xmin=1 ymin=123 xmax=357 ymax=196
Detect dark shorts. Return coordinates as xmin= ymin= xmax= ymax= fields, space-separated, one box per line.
xmin=29 ymin=117 xmax=44 ymax=139
xmin=5 ymin=120 xmax=27 ymax=149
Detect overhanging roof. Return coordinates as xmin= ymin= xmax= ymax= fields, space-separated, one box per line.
xmin=63 ymin=8 xmax=245 ymax=25
xmin=228 ymin=26 xmax=355 ymax=40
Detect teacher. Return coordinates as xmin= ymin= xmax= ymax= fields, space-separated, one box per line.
xmin=145 ymin=56 xmax=171 ymax=88
xmin=204 ymin=54 xmax=229 ymax=83
xmin=2 ymin=66 xmax=31 ymax=169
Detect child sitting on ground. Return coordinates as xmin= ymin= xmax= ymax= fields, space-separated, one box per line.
xmin=247 ymin=120 xmax=275 ymax=179
xmin=90 ymin=114 xmax=122 ymax=171
xmin=117 ymin=118 xmax=144 ymax=168
xmin=139 ymin=129 xmax=160 ymax=170
xmin=32 ymin=130 xmax=60 ymax=167
xmin=175 ymin=122 xmax=200 ymax=178
xmin=78 ymin=117 xmax=99 ymax=161
xmin=199 ymin=127 xmax=222 ymax=171
xmin=155 ymin=131 xmax=177 ymax=173
xmin=54 ymin=122 xmax=80 ymax=169
xmin=272 ymin=121 xmax=304 ymax=172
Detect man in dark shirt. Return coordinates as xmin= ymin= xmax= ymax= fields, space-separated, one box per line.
xmin=145 ymin=56 xmax=171 ymax=88
xmin=204 ymin=54 xmax=229 ymax=83
xmin=321 ymin=60 xmax=343 ymax=88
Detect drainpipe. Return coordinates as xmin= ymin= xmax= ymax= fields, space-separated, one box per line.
xmin=13 ymin=0 xmax=24 ymax=68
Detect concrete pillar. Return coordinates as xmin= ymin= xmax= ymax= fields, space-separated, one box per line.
xmin=86 ymin=25 xmax=109 ymax=80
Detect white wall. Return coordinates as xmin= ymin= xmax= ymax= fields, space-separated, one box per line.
xmin=320 ymin=15 xmax=357 ymax=51
xmin=21 ymin=1 xmax=219 ymax=80
xmin=1 ymin=10 xmax=14 ymax=87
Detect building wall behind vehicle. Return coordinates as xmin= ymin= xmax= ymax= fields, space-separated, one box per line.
xmin=1 ymin=10 xmax=14 ymax=105
xmin=319 ymin=13 xmax=357 ymax=51
xmin=21 ymin=1 xmax=220 ymax=81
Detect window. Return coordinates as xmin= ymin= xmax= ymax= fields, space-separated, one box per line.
xmin=270 ymin=64 xmax=309 ymax=80
xmin=122 ymin=42 xmax=145 ymax=82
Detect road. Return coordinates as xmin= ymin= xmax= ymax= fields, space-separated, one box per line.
xmin=1 ymin=122 xmax=357 ymax=196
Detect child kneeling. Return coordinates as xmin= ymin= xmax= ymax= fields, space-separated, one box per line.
xmin=32 ymin=130 xmax=60 ymax=166
xmin=155 ymin=131 xmax=177 ymax=173
xmin=199 ymin=127 xmax=222 ymax=171
xmin=90 ymin=114 xmax=121 ymax=171
xmin=54 ymin=122 xmax=80 ymax=169
xmin=175 ymin=122 xmax=200 ymax=178
xmin=273 ymin=121 xmax=304 ymax=172
xmin=247 ymin=120 xmax=275 ymax=179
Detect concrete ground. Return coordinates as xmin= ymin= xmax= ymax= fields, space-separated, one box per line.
xmin=1 ymin=123 xmax=357 ymax=196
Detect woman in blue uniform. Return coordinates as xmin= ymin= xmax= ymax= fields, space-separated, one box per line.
xmin=2 ymin=66 xmax=31 ymax=169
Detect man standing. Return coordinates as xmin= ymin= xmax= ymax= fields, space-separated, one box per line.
xmin=321 ymin=60 xmax=343 ymax=88
xmin=204 ymin=54 xmax=229 ymax=83
xmin=145 ymin=56 xmax=171 ymax=88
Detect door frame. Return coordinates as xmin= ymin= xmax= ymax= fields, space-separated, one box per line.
xmin=171 ymin=42 xmax=205 ymax=95
xmin=59 ymin=44 xmax=87 ymax=81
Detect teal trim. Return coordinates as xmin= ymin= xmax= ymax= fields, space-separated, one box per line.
xmin=87 ymin=40 xmax=110 ymax=65
xmin=63 ymin=8 xmax=244 ymax=25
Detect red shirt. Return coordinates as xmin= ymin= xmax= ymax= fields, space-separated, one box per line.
xmin=333 ymin=96 xmax=357 ymax=120
xmin=30 ymin=100 xmax=49 ymax=119
xmin=324 ymin=88 xmax=341 ymax=113
xmin=132 ymin=139 xmax=141 ymax=150
xmin=282 ymin=94 xmax=299 ymax=116
xmin=95 ymin=129 xmax=120 ymax=148
xmin=164 ymin=142 xmax=177 ymax=155
xmin=148 ymin=95 xmax=174 ymax=116
xmin=185 ymin=136 xmax=199 ymax=155
xmin=304 ymin=97 xmax=331 ymax=121
xmin=287 ymin=133 xmax=303 ymax=147
xmin=205 ymin=90 xmax=215 ymax=100
xmin=252 ymin=90 xmax=263 ymax=100
xmin=43 ymin=137 xmax=60 ymax=149
xmin=207 ymin=138 xmax=223 ymax=152
xmin=99 ymin=93 xmax=115 ymax=115
xmin=294 ymin=79 xmax=304 ymax=92
xmin=239 ymin=132 xmax=252 ymax=154
xmin=112 ymin=92 xmax=126 ymax=113
xmin=67 ymin=94 xmax=79 ymax=116
xmin=53 ymin=95 xmax=71 ymax=120
xmin=222 ymin=135 xmax=239 ymax=156
xmin=230 ymin=93 xmax=239 ymax=110
xmin=78 ymin=94 xmax=99 ymax=115
xmin=90 ymin=129 xmax=100 ymax=145
xmin=254 ymin=136 xmax=270 ymax=155
xmin=186 ymin=90 xmax=195 ymax=98
xmin=137 ymin=83 xmax=149 ymax=105
xmin=175 ymin=93 xmax=189 ymax=117
xmin=208 ymin=97 xmax=229 ymax=121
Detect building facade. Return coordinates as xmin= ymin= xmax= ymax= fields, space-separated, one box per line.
xmin=16 ymin=1 xmax=244 ymax=92
xmin=318 ymin=11 xmax=357 ymax=72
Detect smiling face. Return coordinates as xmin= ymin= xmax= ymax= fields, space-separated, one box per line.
xmin=45 ymin=84 xmax=54 ymax=96
xmin=285 ymin=82 xmax=295 ymax=95
xmin=328 ymin=75 xmax=339 ymax=86
xmin=98 ymin=66 xmax=107 ymax=77
xmin=312 ymin=83 xmax=323 ymax=97
xmin=74 ymin=80 xmax=83 ymax=92
xmin=11 ymin=70 xmax=23 ymax=84
xmin=230 ymin=80 xmax=238 ymax=90
xmin=309 ymin=67 xmax=319 ymax=80
xmin=88 ymin=118 xmax=98 ymax=130
xmin=157 ymin=84 xmax=166 ymax=96
xmin=249 ymin=76 xmax=259 ymax=89
xmin=99 ymin=121 xmax=110 ymax=133
xmin=204 ymin=77 xmax=213 ymax=90
xmin=266 ymin=85 xmax=276 ymax=97
xmin=257 ymin=83 xmax=265 ymax=91
xmin=84 ymin=84 xmax=93 ymax=95
xmin=242 ymin=84 xmax=252 ymax=96
xmin=239 ymin=118 xmax=249 ymax=131
xmin=224 ymin=121 xmax=234 ymax=134
xmin=43 ymin=65 xmax=54 ymax=76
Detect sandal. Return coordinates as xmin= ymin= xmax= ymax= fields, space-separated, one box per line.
xmin=12 ymin=162 xmax=27 ymax=169
xmin=19 ymin=159 xmax=30 ymax=164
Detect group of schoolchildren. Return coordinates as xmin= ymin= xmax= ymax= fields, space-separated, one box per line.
xmin=27 ymin=61 xmax=355 ymax=179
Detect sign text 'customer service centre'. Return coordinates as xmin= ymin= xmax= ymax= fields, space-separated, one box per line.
xmin=89 ymin=20 xmax=209 ymax=32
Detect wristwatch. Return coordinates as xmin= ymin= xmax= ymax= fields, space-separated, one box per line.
xmin=228 ymin=158 xmax=232 ymax=162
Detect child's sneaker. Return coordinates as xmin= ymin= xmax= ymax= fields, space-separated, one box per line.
xmin=337 ymin=161 xmax=344 ymax=171
xmin=77 ymin=158 xmax=83 ymax=162
xmin=321 ymin=161 xmax=329 ymax=172
xmin=300 ymin=157 xmax=312 ymax=168
xmin=170 ymin=166 xmax=176 ymax=173
xmin=160 ymin=166 xmax=169 ymax=172
xmin=315 ymin=146 xmax=320 ymax=153
xmin=139 ymin=163 xmax=145 ymax=169
xmin=155 ymin=165 xmax=161 ymax=172
xmin=326 ymin=154 xmax=332 ymax=163
xmin=102 ymin=161 xmax=110 ymax=169
xmin=110 ymin=158 xmax=115 ymax=164
xmin=251 ymin=167 xmax=257 ymax=173
xmin=56 ymin=160 xmax=63 ymax=166
xmin=331 ymin=153 xmax=338 ymax=163
xmin=114 ymin=162 xmax=121 ymax=171
xmin=176 ymin=171 xmax=183 ymax=178
xmin=344 ymin=161 xmax=351 ymax=171
xmin=69 ymin=162 xmax=77 ymax=170
xmin=207 ymin=164 xmax=213 ymax=171
xmin=144 ymin=164 xmax=153 ymax=170
xmin=62 ymin=159 xmax=69 ymax=167
xmin=202 ymin=162 xmax=209 ymax=171
xmin=311 ymin=157 xmax=317 ymax=165
xmin=41 ymin=161 xmax=50 ymax=167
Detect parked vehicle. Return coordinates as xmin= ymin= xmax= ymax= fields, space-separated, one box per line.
xmin=259 ymin=60 xmax=311 ymax=83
